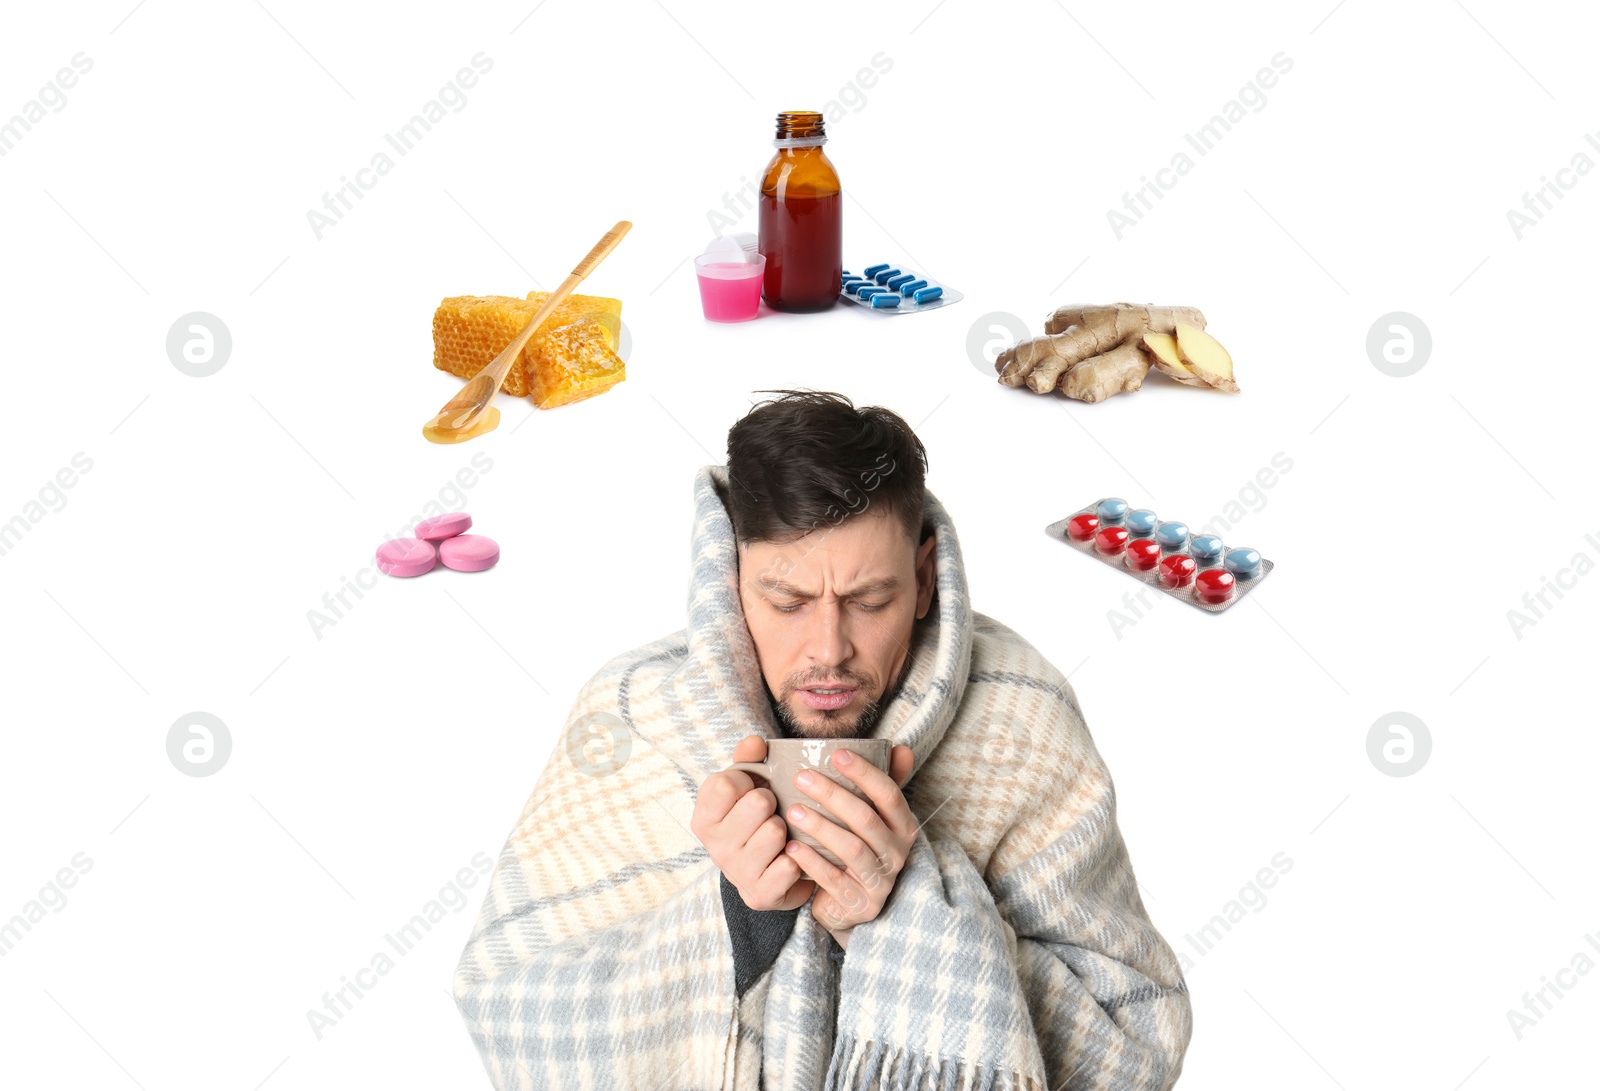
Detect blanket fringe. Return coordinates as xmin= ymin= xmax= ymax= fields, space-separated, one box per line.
xmin=823 ymin=1034 xmax=1048 ymax=1091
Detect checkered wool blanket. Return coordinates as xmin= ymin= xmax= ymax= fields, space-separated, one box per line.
xmin=453 ymin=465 xmax=1191 ymax=1090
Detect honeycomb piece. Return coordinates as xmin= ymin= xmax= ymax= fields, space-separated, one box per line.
xmin=527 ymin=317 xmax=626 ymax=409
xmin=526 ymin=291 xmax=622 ymax=353
xmin=433 ymin=295 xmax=540 ymax=397
xmin=432 ymin=293 xmax=624 ymax=401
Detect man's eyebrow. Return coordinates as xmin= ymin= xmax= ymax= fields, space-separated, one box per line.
xmin=753 ymin=575 xmax=902 ymax=598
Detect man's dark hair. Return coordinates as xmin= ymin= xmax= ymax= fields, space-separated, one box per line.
xmin=725 ymin=390 xmax=928 ymax=545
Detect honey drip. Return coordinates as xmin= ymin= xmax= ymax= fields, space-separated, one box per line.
xmin=422 ymin=404 xmax=500 ymax=444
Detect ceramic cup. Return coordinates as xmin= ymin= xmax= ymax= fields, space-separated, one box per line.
xmin=721 ymin=737 xmax=891 ymax=871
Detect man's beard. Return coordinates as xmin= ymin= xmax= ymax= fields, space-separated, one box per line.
xmin=770 ymin=652 xmax=916 ymax=739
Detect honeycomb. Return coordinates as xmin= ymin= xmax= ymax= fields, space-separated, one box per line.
xmin=432 ymin=293 xmax=625 ymax=405
xmin=526 ymin=316 xmax=627 ymax=409
xmin=525 ymin=291 xmax=622 ymax=352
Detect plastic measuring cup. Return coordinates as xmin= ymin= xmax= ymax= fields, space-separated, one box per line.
xmin=695 ymin=252 xmax=765 ymax=322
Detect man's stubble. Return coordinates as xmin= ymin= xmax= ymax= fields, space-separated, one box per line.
xmin=769 ymin=636 xmax=919 ymax=740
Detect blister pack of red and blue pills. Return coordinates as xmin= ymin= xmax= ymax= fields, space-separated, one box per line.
xmin=1047 ymin=498 xmax=1273 ymax=613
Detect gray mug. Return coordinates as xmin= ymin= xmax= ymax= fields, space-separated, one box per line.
xmin=722 ymin=737 xmax=891 ymax=872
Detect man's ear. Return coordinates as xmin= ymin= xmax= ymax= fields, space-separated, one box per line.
xmin=914 ymin=533 xmax=937 ymax=619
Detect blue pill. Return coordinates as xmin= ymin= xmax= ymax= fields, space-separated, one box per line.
xmin=873 ymin=268 xmax=903 ymax=285
xmin=854 ymin=284 xmax=883 ymax=298
xmin=1126 ymin=509 xmax=1158 ymax=536
xmin=863 ymin=263 xmax=890 ymax=277
xmin=1095 ymin=498 xmax=1128 ymax=524
xmin=1190 ymin=535 xmax=1224 ymax=564
xmin=842 ymin=278 xmax=870 ymax=291
xmin=1155 ymin=521 xmax=1189 ymax=550
xmin=899 ymin=279 xmax=928 ymax=296
xmin=870 ymin=293 xmax=901 ymax=308
xmin=886 ymin=273 xmax=917 ymax=290
xmin=1224 ymin=547 xmax=1262 ymax=577
xmin=912 ymin=286 xmax=943 ymax=303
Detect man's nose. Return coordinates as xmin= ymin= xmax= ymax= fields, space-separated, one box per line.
xmin=807 ymin=600 xmax=853 ymax=667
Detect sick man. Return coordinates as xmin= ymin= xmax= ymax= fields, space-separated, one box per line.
xmin=454 ymin=391 xmax=1191 ymax=1089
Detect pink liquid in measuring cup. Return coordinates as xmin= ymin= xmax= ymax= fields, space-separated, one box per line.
xmin=696 ymin=261 xmax=763 ymax=322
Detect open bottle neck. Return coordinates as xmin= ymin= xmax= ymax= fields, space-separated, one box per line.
xmin=774 ymin=111 xmax=826 ymax=147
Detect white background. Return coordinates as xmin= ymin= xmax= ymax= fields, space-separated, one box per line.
xmin=2 ymin=1 xmax=1595 ymax=1088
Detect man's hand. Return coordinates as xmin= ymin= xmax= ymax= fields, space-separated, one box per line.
xmin=783 ymin=744 xmax=917 ymax=949
xmin=691 ymin=735 xmax=815 ymax=912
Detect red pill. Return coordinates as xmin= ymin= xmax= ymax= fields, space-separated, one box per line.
xmin=1159 ymin=554 xmax=1197 ymax=589
xmin=1195 ymin=568 xmax=1235 ymax=604
xmin=1126 ymin=538 xmax=1160 ymax=571
xmin=1066 ymin=513 xmax=1099 ymax=541
xmin=1094 ymin=525 xmax=1129 ymax=555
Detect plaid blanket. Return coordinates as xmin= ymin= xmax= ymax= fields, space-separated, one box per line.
xmin=453 ymin=465 xmax=1191 ymax=1089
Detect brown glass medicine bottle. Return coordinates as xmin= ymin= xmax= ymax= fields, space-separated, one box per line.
xmin=757 ymin=111 xmax=842 ymax=312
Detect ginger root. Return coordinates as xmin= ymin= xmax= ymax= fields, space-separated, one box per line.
xmin=1043 ymin=303 xmax=1205 ymax=338
xmin=1063 ymin=341 xmax=1149 ymax=403
xmin=999 ymin=303 xmax=1204 ymax=390
xmin=993 ymin=302 xmax=1231 ymax=403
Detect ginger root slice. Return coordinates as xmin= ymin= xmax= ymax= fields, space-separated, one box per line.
xmin=1140 ymin=331 xmax=1207 ymax=386
xmin=1044 ymin=303 xmax=1205 ymax=337
xmin=1062 ymin=341 xmax=1150 ymax=403
xmin=1175 ymin=322 xmax=1240 ymax=393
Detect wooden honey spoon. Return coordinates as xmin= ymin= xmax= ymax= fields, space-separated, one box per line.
xmin=422 ymin=220 xmax=632 ymax=443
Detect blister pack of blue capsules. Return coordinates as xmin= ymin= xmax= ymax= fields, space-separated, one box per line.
xmin=839 ymin=263 xmax=963 ymax=314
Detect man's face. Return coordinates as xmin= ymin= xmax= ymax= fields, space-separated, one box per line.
xmin=737 ymin=511 xmax=938 ymax=739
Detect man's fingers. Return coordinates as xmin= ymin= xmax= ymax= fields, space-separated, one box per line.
xmin=699 ymin=768 xmax=757 ymax=820
xmin=792 ymin=781 xmax=892 ymax=863
xmin=732 ymin=734 xmax=768 ymax=763
xmin=780 ymin=874 xmax=818 ymax=909
xmin=723 ymin=786 xmax=777 ymax=845
xmin=889 ymin=744 xmax=914 ymax=787
xmin=783 ymin=841 xmax=857 ymax=916
xmin=750 ymin=850 xmax=810 ymax=908
xmin=800 ymin=756 xmax=914 ymax=845
xmin=737 ymin=810 xmax=786 ymax=858
xmin=828 ymin=748 xmax=911 ymax=819
xmin=701 ymin=736 xmax=771 ymax=818
xmin=785 ymin=804 xmax=882 ymax=885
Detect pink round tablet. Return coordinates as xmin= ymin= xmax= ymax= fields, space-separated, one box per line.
xmin=376 ymin=537 xmax=437 ymax=578
xmin=415 ymin=512 xmax=472 ymax=541
xmin=439 ymin=533 xmax=499 ymax=572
